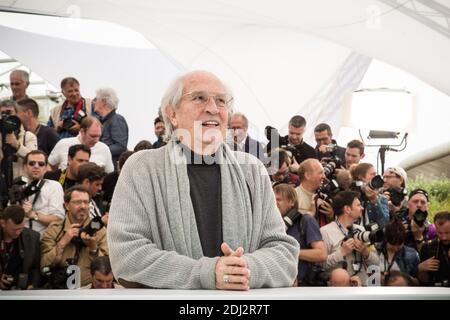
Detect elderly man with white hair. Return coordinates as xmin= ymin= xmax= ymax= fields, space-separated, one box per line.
xmin=107 ymin=70 xmax=299 ymax=290
xmin=94 ymin=87 xmax=129 ymax=165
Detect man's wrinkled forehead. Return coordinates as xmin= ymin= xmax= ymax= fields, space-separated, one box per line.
xmin=183 ymin=72 xmax=225 ymax=93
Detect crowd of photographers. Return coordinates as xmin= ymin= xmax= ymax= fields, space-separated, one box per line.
xmin=230 ymin=113 xmax=449 ymax=287
xmin=0 ymin=70 xmax=448 ymax=290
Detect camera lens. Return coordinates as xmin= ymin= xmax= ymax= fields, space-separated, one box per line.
xmin=368 ymin=175 xmax=384 ymax=190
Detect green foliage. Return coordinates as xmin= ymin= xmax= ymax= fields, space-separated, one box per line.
xmin=408 ymin=175 xmax=450 ymax=220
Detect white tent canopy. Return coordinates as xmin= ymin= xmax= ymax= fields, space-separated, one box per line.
xmin=0 ymin=0 xmax=448 ymax=169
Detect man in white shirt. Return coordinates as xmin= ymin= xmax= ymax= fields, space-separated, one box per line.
xmin=21 ymin=150 xmax=65 ymax=238
xmin=48 ymin=116 xmax=114 ymax=173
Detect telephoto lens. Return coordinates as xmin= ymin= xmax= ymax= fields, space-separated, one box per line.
xmin=368 ymin=175 xmax=384 ymax=190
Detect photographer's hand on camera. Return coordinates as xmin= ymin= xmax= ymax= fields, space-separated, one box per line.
xmin=80 ymin=231 xmax=99 ymax=253
xmin=67 ymin=120 xmax=81 ymax=135
xmin=353 ymin=240 xmax=370 ymax=259
xmin=341 ymin=238 xmax=355 ymax=257
xmin=5 ymin=132 xmax=20 ymax=150
xmin=410 ymin=220 xmax=426 ymax=241
xmin=317 ymin=198 xmax=334 ymax=218
xmin=362 ymin=185 xmax=378 ymax=202
xmin=56 ymin=223 xmax=80 ymax=256
xmin=22 ymin=200 xmax=33 ymax=217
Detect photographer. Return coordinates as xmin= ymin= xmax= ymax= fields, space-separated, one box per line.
xmin=400 ymin=188 xmax=436 ymax=252
xmin=45 ymin=144 xmax=91 ymax=191
xmin=313 ymin=123 xmax=345 ymax=164
xmin=273 ymin=184 xmax=326 ymax=286
xmin=0 ymin=100 xmax=38 ymax=183
xmin=344 ymin=140 xmax=365 ymax=170
xmin=77 ymin=162 xmax=108 ymax=226
xmin=48 ymin=77 xmax=93 ymax=139
xmin=84 ymin=256 xmax=120 ymax=289
xmin=418 ymin=211 xmax=450 ymax=287
xmin=228 ymin=112 xmax=266 ymax=163
xmin=268 ymin=149 xmax=300 ymax=187
xmin=382 ymin=166 xmax=408 ymax=215
xmin=320 ymin=191 xmax=380 ymax=285
xmin=0 ymin=205 xmax=40 ymax=290
xmin=48 ymin=116 xmax=114 ymax=173
xmin=350 ymin=163 xmax=389 ymax=229
xmin=295 ymin=159 xmax=325 ymax=215
xmin=21 ymin=150 xmax=65 ymax=238
xmin=16 ymin=98 xmax=60 ymax=156
xmin=376 ymin=219 xmax=420 ymax=281
xmin=266 ymin=116 xmax=316 ymax=173
xmin=41 ymin=185 xmax=108 ymax=287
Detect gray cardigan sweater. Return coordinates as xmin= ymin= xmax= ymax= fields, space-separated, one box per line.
xmin=107 ymin=141 xmax=299 ymax=289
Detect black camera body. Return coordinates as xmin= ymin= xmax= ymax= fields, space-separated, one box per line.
xmin=79 ymin=216 xmax=104 ymax=237
xmin=0 ymin=112 xmax=21 ymax=135
xmin=8 ymin=177 xmax=45 ymax=204
xmin=413 ymin=209 xmax=428 ymax=227
xmin=71 ymin=216 xmax=105 ymax=246
xmin=62 ymin=110 xmax=87 ymax=131
xmin=41 ymin=261 xmax=73 ymax=289
xmin=265 ymin=126 xmax=290 ymax=153
xmin=386 ymin=187 xmax=406 ymax=206
xmin=283 ymin=209 xmax=302 ymax=230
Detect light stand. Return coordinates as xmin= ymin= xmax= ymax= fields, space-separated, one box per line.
xmin=359 ymin=130 xmax=408 ymax=174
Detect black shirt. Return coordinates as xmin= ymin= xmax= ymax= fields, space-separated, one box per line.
xmin=36 ymin=124 xmax=60 ymax=156
xmin=44 ymin=169 xmax=77 ymax=191
xmin=181 ymin=144 xmax=223 ymax=258
xmin=102 ymin=171 xmax=119 ymax=204
xmin=0 ymin=238 xmax=23 ymax=288
xmin=420 ymin=239 xmax=450 ymax=286
xmin=293 ymin=141 xmax=317 ymax=164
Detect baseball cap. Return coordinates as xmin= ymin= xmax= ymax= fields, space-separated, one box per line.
xmin=386 ymin=166 xmax=407 ymax=183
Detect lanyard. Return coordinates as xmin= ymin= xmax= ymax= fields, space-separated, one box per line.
xmin=383 ymin=248 xmax=399 ymax=273
xmin=335 ymin=219 xmax=348 ymax=237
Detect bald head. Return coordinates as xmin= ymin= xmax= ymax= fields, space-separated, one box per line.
xmin=298 ymin=158 xmax=324 ymax=191
xmin=329 ymin=268 xmax=350 ymax=287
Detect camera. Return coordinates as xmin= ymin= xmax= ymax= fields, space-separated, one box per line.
xmin=316 ymin=179 xmax=340 ymax=203
xmin=325 ymin=144 xmax=338 ymax=153
xmin=42 ymin=262 xmax=73 ymax=289
xmin=0 ymin=112 xmax=21 ymax=135
xmin=413 ymin=209 xmax=428 ymax=227
xmin=62 ymin=110 xmax=87 ymax=131
xmin=367 ymin=175 xmax=384 ymax=190
xmin=71 ymin=216 xmax=104 ymax=246
xmin=345 ymin=223 xmax=384 ymax=244
xmin=283 ymin=209 xmax=302 ymax=230
xmin=8 ymin=176 xmax=45 ymax=204
xmin=265 ymin=125 xmax=295 ymax=156
xmin=386 ymin=187 xmax=406 ymax=206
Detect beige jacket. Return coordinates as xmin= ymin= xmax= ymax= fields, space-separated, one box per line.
xmin=41 ymin=216 xmax=108 ymax=287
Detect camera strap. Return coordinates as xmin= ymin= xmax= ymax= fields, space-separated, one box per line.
xmin=28 ymin=179 xmax=46 ymax=229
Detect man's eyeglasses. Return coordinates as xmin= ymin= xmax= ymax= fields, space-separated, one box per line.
xmin=181 ymin=91 xmax=233 ymax=108
xmin=70 ymin=200 xmax=90 ymax=206
xmin=27 ymin=161 xmax=46 ymax=167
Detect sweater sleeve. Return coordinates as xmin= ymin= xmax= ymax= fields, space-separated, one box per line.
xmin=107 ymin=154 xmax=219 ymax=289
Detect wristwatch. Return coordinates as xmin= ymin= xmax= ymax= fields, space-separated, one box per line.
xmin=32 ymin=212 xmax=39 ymax=221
